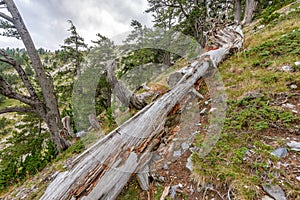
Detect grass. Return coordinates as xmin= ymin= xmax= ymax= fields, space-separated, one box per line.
xmin=192 ymin=96 xmax=299 ymax=199
xmin=220 ymin=24 xmax=300 ymax=99
xmin=191 ymin=5 xmax=300 ymax=199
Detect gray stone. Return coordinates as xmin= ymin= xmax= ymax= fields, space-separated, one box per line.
xmin=173 ymin=150 xmax=182 ymax=157
xmin=181 ymin=142 xmax=190 ymax=150
xmin=290 ymin=84 xmax=298 ymax=89
xmin=282 ymin=103 xmax=295 ymax=109
xmin=263 ymin=184 xmax=286 ymax=200
xmin=190 ymin=185 xmax=194 ymax=194
xmin=76 ymin=131 xmax=87 ymax=138
xmin=170 ymin=185 xmax=179 ymax=199
xmin=294 ymin=61 xmax=300 ymax=66
xmin=287 ymin=141 xmax=300 ymax=151
xmin=159 ymin=176 xmax=166 ymax=182
xmin=163 ymin=164 xmax=169 ymax=170
xmin=189 ymin=146 xmax=199 ymax=152
xmin=271 ymin=148 xmax=288 ymax=158
xmin=186 ymin=156 xmax=193 ymax=172
xmin=280 ymin=65 xmax=293 ymax=72
xmin=200 ymin=108 xmax=206 ymax=115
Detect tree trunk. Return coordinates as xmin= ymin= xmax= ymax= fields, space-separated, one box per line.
xmin=41 ymin=24 xmax=243 ymax=200
xmin=242 ymin=0 xmax=258 ymax=25
xmin=234 ymin=0 xmax=242 ymax=23
xmin=3 ymin=0 xmax=71 ymax=152
xmin=106 ymin=61 xmax=147 ymax=110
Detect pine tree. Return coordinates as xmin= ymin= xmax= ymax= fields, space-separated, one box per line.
xmin=61 ymin=20 xmax=87 ymax=78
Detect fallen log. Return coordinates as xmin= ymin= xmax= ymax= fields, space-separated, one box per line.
xmin=41 ymin=24 xmax=243 ymax=200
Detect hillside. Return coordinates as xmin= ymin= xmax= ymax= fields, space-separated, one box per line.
xmin=1 ymin=1 xmax=300 ymax=200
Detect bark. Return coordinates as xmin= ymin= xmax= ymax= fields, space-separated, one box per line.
xmin=41 ymin=24 xmax=243 ymax=200
xmin=106 ymin=61 xmax=147 ymax=110
xmin=0 ymin=106 xmax=35 ymax=114
xmin=242 ymin=0 xmax=258 ymax=25
xmin=1 ymin=0 xmax=71 ymax=152
xmin=234 ymin=0 xmax=242 ymax=23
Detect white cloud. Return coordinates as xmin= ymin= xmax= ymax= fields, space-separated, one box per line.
xmin=0 ymin=0 xmax=153 ymax=50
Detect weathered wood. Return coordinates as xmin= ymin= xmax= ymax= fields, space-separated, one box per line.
xmin=41 ymin=24 xmax=243 ymax=200
xmin=106 ymin=61 xmax=147 ymax=110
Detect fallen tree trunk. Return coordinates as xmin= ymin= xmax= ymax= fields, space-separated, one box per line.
xmin=41 ymin=24 xmax=243 ymax=200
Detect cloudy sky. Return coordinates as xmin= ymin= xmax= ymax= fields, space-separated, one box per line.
xmin=0 ymin=0 xmax=153 ymax=50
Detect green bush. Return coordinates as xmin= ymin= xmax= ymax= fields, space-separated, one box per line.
xmin=0 ymin=115 xmax=57 ymax=191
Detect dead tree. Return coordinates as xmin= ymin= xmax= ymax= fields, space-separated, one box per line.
xmin=106 ymin=61 xmax=147 ymax=110
xmin=62 ymin=116 xmax=75 ymax=137
xmin=88 ymin=114 xmax=101 ymax=131
xmin=234 ymin=0 xmax=242 ymax=23
xmin=242 ymin=0 xmax=258 ymax=25
xmin=41 ymin=24 xmax=244 ymax=200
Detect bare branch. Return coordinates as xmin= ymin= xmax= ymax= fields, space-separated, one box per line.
xmin=0 ymin=49 xmax=38 ymax=98
xmin=0 ymin=11 xmax=13 ymax=23
xmin=0 ymin=106 xmax=35 ymax=114
xmin=0 ymin=74 xmax=38 ymax=106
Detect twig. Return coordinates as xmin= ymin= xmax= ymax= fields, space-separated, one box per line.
xmin=227 ymin=187 xmax=232 ymax=200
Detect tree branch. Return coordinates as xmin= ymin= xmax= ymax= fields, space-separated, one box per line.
xmin=0 ymin=106 xmax=36 ymax=114
xmin=175 ymin=0 xmax=189 ymax=18
xmin=0 ymin=11 xmax=13 ymax=23
xmin=0 ymin=74 xmax=38 ymax=106
xmin=0 ymin=50 xmax=38 ymax=98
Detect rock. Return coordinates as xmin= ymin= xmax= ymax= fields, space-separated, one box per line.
xmin=262 ymin=195 xmax=274 ymax=200
xmin=290 ymin=84 xmax=298 ymax=89
xmin=280 ymin=65 xmax=293 ymax=72
xmin=186 ymin=156 xmax=193 ymax=172
xmin=181 ymin=142 xmax=190 ymax=150
xmin=159 ymin=176 xmax=166 ymax=182
xmin=294 ymin=61 xmax=300 ymax=66
xmin=170 ymin=185 xmax=179 ymax=199
xmin=282 ymin=103 xmax=295 ymax=109
xmin=209 ymin=107 xmax=217 ymax=113
xmin=296 ymin=176 xmax=300 ymax=182
xmin=173 ymin=150 xmax=182 ymax=157
xmin=163 ymin=164 xmax=169 ymax=170
xmin=76 ymin=131 xmax=88 ymax=137
xmin=190 ymin=185 xmax=195 ymax=194
xmin=200 ymin=108 xmax=206 ymax=115
xmin=189 ymin=146 xmax=199 ymax=152
xmin=256 ymin=24 xmax=265 ymax=30
xmin=271 ymin=148 xmax=288 ymax=158
xmin=263 ymin=184 xmax=286 ymax=200
xmin=287 ymin=141 xmax=300 ymax=151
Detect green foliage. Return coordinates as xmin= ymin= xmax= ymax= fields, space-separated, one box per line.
xmin=61 ymin=20 xmax=87 ymax=77
xmin=247 ymin=29 xmax=300 ymax=63
xmin=257 ymin=0 xmax=295 ymax=21
xmin=0 ymin=94 xmax=5 ymax=104
xmin=225 ymin=96 xmax=298 ymax=131
xmin=117 ymin=179 xmax=140 ymax=200
xmin=0 ymin=19 xmax=20 ymax=39
xmin=192 ymin=95 xmax=299 ymax=199
xmin=0 ymin=117 xmax=11 ymax=136
xmin=0 ymin=115 xmax=57 ymax=191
